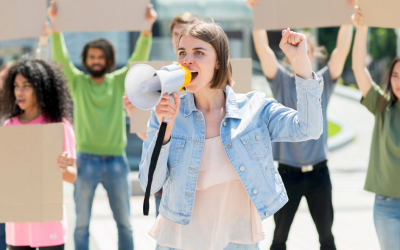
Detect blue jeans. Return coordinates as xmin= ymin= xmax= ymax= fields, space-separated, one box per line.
xmin=155 ymin=195 xmax=161 ymax=217
xmin=0 ymin=223 xmax=6 ymax=250
xmin=374 ymin=195 xmax=400 ymax=250
xmin=156 ymin=243 xmax=260 ymax=250
xmin=74 ymin=153 xmax=133 ymax=250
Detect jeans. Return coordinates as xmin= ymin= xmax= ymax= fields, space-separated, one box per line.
xmin=156 ymin=243 xmax=260 ymax=250
xmin=74 ymin=153 xmax=133 ymax=250
xmin=271 ymin=161 xmax=336 ymax=250
xmin=374 ymin=194 xmax=400 ymax=250
xmin=155 ymin=195 xmax=161 ymax=217
xmin=8 ymin=244 xmax=64 ymax=250
xmin=0 ymin=223 xmax=6 ymax=250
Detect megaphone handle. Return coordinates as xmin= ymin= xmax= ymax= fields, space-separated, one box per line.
xmin=162 ymin=94 xmax=176 ymax=123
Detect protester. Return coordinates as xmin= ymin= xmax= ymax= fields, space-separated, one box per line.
xmin=1 ymin=58 xmax=76 ymax=250
xmin=247 ymin=0 xmax=355 ymax=249
xmin=0 ymin=61 xmax=13 ymax=250
xmin=139 ymin=20 xmax=323 ymax=250
xmin=47 ymin=0 xmax=156 ymax=249
xmin=352 ymin=9 xmax=400 ymax=250
xmin=123 ymin=12 xmax=202 ymax=217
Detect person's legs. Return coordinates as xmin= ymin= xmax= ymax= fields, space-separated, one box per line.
xmin=271 ymin=167 xmax=304 ymax=250
xmin=304 ymin=165 xmax=336 ymax=250
xmin=374 ymin=195 xmax=400 ymax=250
xmin=102 ymin=156 xmax=134 ymax=250
xmin=39 ymin=244 xmax=64 ymax=250
xmin=155 ymin=195 xmax=162 ymax=217
xmin=74 ymin=154 xmax=102 ymax=250
xmin=7 ymin=246 xmax=34 ymax=250
xmin=0 ymin=223 xmax=7 ymax=250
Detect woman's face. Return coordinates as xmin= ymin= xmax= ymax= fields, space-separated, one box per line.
xmin=177 ymin=35 xmax=219 ymax=93
xmin=13 ymin=74 xmax=38 ymax=112
xmin=390 ymin=61 xmax=400 ymax=101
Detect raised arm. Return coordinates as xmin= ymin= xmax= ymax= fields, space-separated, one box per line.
xmin=247 ymin=0 xmax=278 ymax=80
xmin=35 ymin=22 xmax=51 ymax=61
xmin=351 ymin=9 xmax=373 ymax=97
xmin=263 ymin=29 xmax=322 ymax=141
xmin=48 ymin=1 xmax=82 ymax=91
xmin=328 ymin=24 xmax=353 ymax=81
xmin=113 ymin=4 xmax=157 ymax=79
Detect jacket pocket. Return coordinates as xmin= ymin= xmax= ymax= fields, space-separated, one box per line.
xmin=239 ymin=126 xmax=269 ymax=160
xmin=168 ymin=138 xmax=186 ymax=169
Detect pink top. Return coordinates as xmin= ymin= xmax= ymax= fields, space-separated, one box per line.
xmin=3 ymin=115 xmax=76 ymax=247
xmin=149 ymin=136 xmax=265 ymax=250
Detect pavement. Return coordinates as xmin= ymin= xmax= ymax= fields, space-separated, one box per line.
xmin=62 ymin=87 xmax=380 ymax=250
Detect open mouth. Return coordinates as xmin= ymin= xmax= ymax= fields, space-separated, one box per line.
xmin=17 ymin=99 xmax=25 ymax=105
xmin=190 ymin=71 xmax=198 ymax=82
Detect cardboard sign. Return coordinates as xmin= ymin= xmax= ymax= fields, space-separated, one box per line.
xmin=55 ymin=0 xmax=151 ymax=32
xmin=128 ymin=59 xmax=252 ymax=133
xmin=0 ymin=0 xmax=47 ymax=41
xmin=253 ymin=0 xmax=353 ymax=30
xmin=0 ymin=123 xmax=64 ymax=222
xmin=358 ymin=0 xmax=400 ymax=28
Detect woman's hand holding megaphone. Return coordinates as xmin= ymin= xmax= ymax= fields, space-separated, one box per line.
xmin=155 ymin=93 xmax=181 ymax=144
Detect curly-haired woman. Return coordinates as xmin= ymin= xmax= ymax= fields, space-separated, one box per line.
xmin=1 ymin=58 xmax=76 ymax=250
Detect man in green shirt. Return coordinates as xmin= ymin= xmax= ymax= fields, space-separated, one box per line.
xmin=48 ymin=1 xmax=156 ymax=249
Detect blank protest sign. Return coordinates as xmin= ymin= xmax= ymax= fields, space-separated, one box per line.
xmin=253 ymin=0 xmax=353 ymax=30
xmin=0 ymin=123 xmax=64 ymax=222
xmin=55 ymin=0 xmax=151 ymax=32
xmin=0 ymin=0 xmax=47 ymax=41
xmin=359 ymin=0 xmax=400 ymax=28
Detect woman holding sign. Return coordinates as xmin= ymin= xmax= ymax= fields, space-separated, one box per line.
xmin=1 ymin=58 xmax=77 ymax=250
xmin=352 ymin=9 xmax=400 ymax=250
xmin=139 ymin=20 xmax=324 ymax=250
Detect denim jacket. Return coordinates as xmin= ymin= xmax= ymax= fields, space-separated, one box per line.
xmin=139 ymin=74 xmax=323 ymax=225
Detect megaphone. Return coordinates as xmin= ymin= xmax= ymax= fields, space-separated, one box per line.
xmin=124 ymin=62 xmax=192 ymax=216
xmin=125 ymin=62 xmax=191 ymax=111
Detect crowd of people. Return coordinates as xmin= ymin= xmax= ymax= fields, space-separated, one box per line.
xmin=0 ymin=0 xmax=398 ymax=250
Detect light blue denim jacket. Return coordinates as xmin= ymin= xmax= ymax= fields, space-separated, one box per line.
xmin=139 ymin=74 xmax=324 ymax=225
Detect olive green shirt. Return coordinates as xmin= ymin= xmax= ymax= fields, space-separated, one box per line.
xmin=361 ymin=83 xmax=400 ymax=197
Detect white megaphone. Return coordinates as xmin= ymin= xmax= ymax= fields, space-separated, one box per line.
xmin=125 ymin=62 xmax=191 ymax=122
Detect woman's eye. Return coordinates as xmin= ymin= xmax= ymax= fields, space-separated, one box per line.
xmin=178 ymin=51 xmax=186 ymax=56
xmin=195 ymin=51 xmax=204 ymax=55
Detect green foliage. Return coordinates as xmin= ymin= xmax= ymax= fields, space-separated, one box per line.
xmin=368 ymin=28 xmax=397 ymax=63
xmin=328 ymin=121 xmax=341 ymax=138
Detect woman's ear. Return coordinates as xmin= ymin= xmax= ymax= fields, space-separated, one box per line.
xmin=216 ymin=61 xmax=220 ymax=70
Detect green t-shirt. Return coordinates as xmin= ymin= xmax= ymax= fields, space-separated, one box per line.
xmin=361 ymin=83 xmax=400 ymax=197
xmin=51 ymin=32 xmax=151 ymax=156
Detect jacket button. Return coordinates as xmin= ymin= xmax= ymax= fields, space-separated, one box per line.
xmin=223 ymin=121 xmax=227 ymax=126
xmin=240 ymin=166 xmax=245 ymax=171
xmin=227 ymin=144 xmax=231 ymax=149
xmin=160 ymin=148 xmax=164 ymax=152
xmin=183 ymin=219 xmax=189 ymax=222
xmin=265 ymin=212 xmax=269 ymax=217
xmin=253 ymin=189 xmax=258 ymax=194
xmin=256 ymin=135 xmax=260 ymax=141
